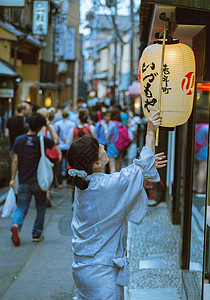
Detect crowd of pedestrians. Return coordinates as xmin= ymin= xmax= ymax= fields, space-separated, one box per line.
xmin=5 ymin=99 xmax=147 ymax=247
xmin=35 ymin=100 xmax=148 ymax=187
xmin=3 ymin=98 xmax=152 ymax=248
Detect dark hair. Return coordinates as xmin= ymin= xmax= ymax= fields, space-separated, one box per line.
xmin=67 ymin=136 xmax=99 ymax=190
xmin=79 ymin=109 xmax=89 ymax=123
xmin=17 ymin=102 xmax=30 ymax=113
xmin=111 ymin=108 xmax=122 ymax=122
xmin=46 ymin=111 xmax=55 ymax=122
xmin=29 ymin=113 xmax=46 ymax=132
xmin=90 ymin=112 xmax=98 ymax=124
xmin=62 ymin=109 xmax=69 ymax=119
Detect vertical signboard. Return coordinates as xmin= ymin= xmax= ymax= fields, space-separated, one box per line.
xmin=64 ymin=27 xmax=76 ymax=60
xmin=54 ymin=14 xmax=67 ymax=57
xmin=32 ymin=1 xmax=48 ymax=35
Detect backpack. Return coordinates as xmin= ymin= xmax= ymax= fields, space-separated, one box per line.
xmin=73 ymin=124 xmax=92 ymax=140
xmin=194 ymin=124 xmax=208 ymax=153
xmin=112 ymin=121 xmax=131 ymax=151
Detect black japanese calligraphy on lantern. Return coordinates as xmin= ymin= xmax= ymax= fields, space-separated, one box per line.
xmin=144 ymin=98 xmax=157 ymax=113
xmin=143 ymin=72 xmax=158 ymax=83
xmin=142 ymin=62 xmax=155 ymax=73
xmin=142 ymin=62 xmax=158 ymax=113
xmin=144 ymin=82 xmax=153 ymax=98
xmin=162 ymin=64 xmax=172 ymax=94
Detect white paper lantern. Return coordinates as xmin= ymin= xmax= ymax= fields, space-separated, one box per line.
xmin=139 ymin=42 xmax=195 ymax=127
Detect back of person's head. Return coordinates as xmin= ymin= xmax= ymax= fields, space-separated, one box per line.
xmin=102 ymin=110 xmax=111 ymax=122
xmin=17 ymin=102 xmax=30 ymax=114
xmin=62 ymin=109 xmax=69 ymax=119
xmin=67 ymin=136 xmax=99 ymax=190
xmin=79 ymin=109 xmax=89 ymax=124
xmin=37 ymin=107 xmax=48 ymax=117
xmin=111 ymin=108 xmax=122 ymax=122
xmin=90 ymin=112 xmax=98 ymax=125
xmin=29 ymin=113 xmax=46 ymax=132
xmin=46 ymin=110 xmax=55 ymax=122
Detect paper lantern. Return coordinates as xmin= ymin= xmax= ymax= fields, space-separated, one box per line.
xmin=139 ymin=41 xmax=195 ymax=127
xmin=45 ymin=97 xmax=52 ymax=107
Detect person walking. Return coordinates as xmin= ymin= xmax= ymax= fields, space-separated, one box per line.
xmin=54 ymin=109 xmax=75 ymax=187
xmin=9 ymin=113 xmax=59 ymax=247
xmin=67 ymin=110 xmax=167 ymax=299
xmin=95 ymin=110 xmax=111 ymax=147
xmin=5 ymin=102 xmax=32 ymax=150
xmin=95 ymin=110 xmax=111 ymax=173
xmin=66 ymin=109 xmax=95 ymax=144
xmin=106 ymin=109 xmax=130 ymax=173
xmin=45 ymin=109 xmax=62 ymax=206
xmin=5 ymin=102 xmax=32 ymax=199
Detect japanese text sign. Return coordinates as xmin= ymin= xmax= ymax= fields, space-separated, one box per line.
xmin=33 ymin=1 xmax=48 ymax=35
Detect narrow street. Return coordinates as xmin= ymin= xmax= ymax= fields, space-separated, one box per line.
xmin=0 ymin=185 xmax=76 ymax=300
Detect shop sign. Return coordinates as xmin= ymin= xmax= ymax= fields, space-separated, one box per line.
xmin=0 ymin=89 xmax=14 ymax=98
xmin=64 ymin=27 xmax=76 ymax=60
xmin=54 ymin=15 xmax=67 ymax=57
xmin=32 ymin=1 xmax=48 ymax=35
xmin=0 ymin=0 xmax=25 ymax=6
xmin=146 ymin=0 xmax=210 ymax=10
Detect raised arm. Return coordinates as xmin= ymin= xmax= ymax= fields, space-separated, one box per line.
xmin=145 ymin=110 xmax=162 ymax=153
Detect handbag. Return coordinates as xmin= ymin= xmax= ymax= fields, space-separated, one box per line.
xmin=45 ymin=129 xmax=59 ymax=160
xmin=37 ymin=135 xmax=54 ymax=191
xmin=2 ymin=187 xmax=17 ymax=218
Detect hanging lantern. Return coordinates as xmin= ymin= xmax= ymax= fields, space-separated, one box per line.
xmin=139 ymin=39 xmax=195 ymax=127
xmin=45 ymin=97 xmax=52 ymax=107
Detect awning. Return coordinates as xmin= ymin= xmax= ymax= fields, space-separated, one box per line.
xmin=39 ymin=82 xmax=64 ymax=90
xmin=0 ymin=20 xmax=43 ymax=48
xmin=0 ymin=59 xmax=20 ymax=78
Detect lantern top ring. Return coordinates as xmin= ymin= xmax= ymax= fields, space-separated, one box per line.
xmin=155 ymin=39 xmax=179 ymax=45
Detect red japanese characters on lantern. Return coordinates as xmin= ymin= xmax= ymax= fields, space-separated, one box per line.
xmin=139 ymin=42 xmax=196 ymax=127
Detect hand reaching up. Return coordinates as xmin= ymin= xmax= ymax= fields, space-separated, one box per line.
xmin=147 ymin=110 xmax=162 ymax=133
xmin=155 ymin=152 xmax=167 ymax=169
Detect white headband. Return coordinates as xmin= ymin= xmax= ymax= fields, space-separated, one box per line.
xmin=68 ymin=169 xmax=87 ymax=178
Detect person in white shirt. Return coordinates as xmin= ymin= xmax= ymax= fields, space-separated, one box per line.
xmin=54 ymin=109 xmax=75 ymax=186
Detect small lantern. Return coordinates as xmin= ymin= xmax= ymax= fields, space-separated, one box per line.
xmin=45 ymin=97 xmax=52 ymax=107
xmin=139 ymin=40 xmax=195 ymax=127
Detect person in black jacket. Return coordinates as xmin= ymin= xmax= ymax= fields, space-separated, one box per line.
xmin=5 ymin=102 xmax=32 ymax=149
